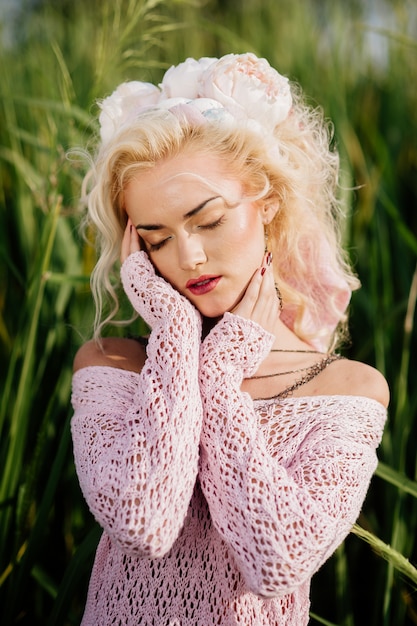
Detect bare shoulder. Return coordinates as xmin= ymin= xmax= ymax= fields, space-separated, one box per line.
xmin=318 ymin=358 xmax=390 ymax=408
xmin=73 ymin=337 xmax=147 ymax=374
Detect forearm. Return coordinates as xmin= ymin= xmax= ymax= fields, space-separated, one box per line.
xmin=72 ymin=328 xmax=202 ymax=557
xmin=198 ymin=315 xmax=385 ymax=596
xmin=71 ymin=252 xmax=204 ymax=557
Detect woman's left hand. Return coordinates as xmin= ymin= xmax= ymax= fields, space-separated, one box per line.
xmin=231 ymin=252 xmax=280 ymax=337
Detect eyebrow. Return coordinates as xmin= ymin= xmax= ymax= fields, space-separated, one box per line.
xmin=135 ymin=196 xmax=220 ymax=231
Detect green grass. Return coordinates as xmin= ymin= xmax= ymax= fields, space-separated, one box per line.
xmin=0 ymin=0 xmax=416 ymax=624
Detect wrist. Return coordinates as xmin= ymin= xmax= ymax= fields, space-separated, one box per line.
xmin=121 ymin=252 xmax=202 ymax=333
xmin=201 ymin=312 xmax=274 ymax=378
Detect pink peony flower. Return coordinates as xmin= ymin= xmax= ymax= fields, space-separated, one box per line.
xmin=200 ymin=53 xmax=292 ymax=131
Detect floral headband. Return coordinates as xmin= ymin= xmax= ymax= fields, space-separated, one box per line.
xmin=99 ymin=53 xmax=293 ymax=144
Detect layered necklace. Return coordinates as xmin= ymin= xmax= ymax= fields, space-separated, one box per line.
xmin=245 ymin=349 xmax=343 ymax=400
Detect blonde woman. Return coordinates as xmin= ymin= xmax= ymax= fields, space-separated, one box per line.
xmin=71 ymin=53 xmax=389 ymax=625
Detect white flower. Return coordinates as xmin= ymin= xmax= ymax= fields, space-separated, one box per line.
xmin=200 ymin=53 xmax=292 ymax=131
xmin=99 ymin=81 xmax=160 ymax=143
xmin=97 ymin=54 xmax=292 ymax=145
xmin=157 ymin=97 xmax=233 ymax=127
xmin=160 ymin=57 xmax=216 ymax=99
xmin=156 ymin=97 xmax=191 ymax=110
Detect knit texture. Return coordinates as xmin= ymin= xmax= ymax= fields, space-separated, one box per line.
xmin=71 ymin=252 xmax=386 ymax=625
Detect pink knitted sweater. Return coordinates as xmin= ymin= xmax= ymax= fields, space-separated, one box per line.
xmin=71 ymin=252 xmax=386 ymax=626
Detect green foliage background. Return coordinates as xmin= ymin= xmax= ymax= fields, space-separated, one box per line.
xmin=0 ymin=0 xmax=416 ymax=624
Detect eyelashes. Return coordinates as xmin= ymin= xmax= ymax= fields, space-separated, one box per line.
xmin=147 ymin=216 xmax=226 ymax=252
xmin=147 ymin=240 xmax=168 ymax=252
xmin=199 ymin=216 xmax=225 ymax=231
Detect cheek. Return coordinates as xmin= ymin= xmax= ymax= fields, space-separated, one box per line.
xmin=147 ymin=250 xmax=186 ymax=293
xmin=230 ymin=210 xmax=264 ymax=254
xmin=147 ymin=253 xmax=173 ymax=281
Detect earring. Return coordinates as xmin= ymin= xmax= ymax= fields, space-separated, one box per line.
xmin=264 ymin=224 xmax=271 ymax=253
xmin=274 ymin=282 xmax=283 ymax=311
xmin=265 ymin=224 xmax=282 ymax=311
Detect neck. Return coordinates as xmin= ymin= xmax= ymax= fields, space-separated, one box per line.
xmin=203 ymin=315 xmax=320 ymax=353
xmin=202 ymin=315 xmax=221 ymax=338
xmin=268 ymin=317 xmax=316 ymax=352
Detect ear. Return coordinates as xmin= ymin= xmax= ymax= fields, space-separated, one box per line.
xmin=260 ymin=200 xmax=279 ymax=225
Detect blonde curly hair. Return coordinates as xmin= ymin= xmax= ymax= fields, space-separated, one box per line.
xmin=80 ymin=79 xmax=359 ymax=350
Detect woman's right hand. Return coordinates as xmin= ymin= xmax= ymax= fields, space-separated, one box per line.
xmin=121 ymin=218 xmax=142 ymax=263
xmin=120 ymin=220 xmax=201 ymax=330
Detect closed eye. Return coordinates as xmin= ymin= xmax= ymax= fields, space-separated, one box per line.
xmin=199 ymin=216 xmax=225 ymax=230
xmin=146 ymin=216 xmax=225 ymax=252
xmin=147 ymin=237 xmax=171 ymax=252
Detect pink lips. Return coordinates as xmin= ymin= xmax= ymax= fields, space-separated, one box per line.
xmin=186 ymin=275 xmax=222 ymax=296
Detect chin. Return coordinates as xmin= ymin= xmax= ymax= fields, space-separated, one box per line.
xmin=192 ymin=299 xmax=230 ymax=318
xmin=197 ymin=306 xmax=227 ymax=319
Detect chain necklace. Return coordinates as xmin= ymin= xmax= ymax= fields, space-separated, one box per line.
xmin=270 ymin=349 xmax=324 ymax=354
xmin=248 ymin=362 xmax=321 ymax=379
xmin=248 ymin=348 xmax=326 ymax=379
xmin=245 ymin=349 xmax=343 ymax=400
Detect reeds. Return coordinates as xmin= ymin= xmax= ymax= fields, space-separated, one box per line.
xmin=0 ymin=0 xmax=416 ymax=624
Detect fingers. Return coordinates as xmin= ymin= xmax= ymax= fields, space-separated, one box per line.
xmin=121 ymin=218 xmax=141 ymax=263
xmin=232 ymin=268 xmax=263 ymax=319
xmin=232 ymin=252 xmax=281 ymax=335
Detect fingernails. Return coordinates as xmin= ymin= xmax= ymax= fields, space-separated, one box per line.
xmin=266 ymin=251 xmax=273 ymax=266
xmin=261 ymin=267 xmax=266 ymax=276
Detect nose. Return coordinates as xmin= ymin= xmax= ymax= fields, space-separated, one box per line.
xmin=177 ymin=234 xmax=206 ymax=270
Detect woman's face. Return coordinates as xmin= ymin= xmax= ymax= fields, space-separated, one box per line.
xmin=123 ymin=152 xmax=267 ymax=317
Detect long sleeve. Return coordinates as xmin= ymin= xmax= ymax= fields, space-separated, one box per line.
xmin=198 ymin=313 xmax=386 ymax=598
xmin=71 ymin=251 xmax=203 ymax=558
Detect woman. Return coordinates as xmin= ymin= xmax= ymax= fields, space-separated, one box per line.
xmin=71 ymin=53 xmax=389 ymax=625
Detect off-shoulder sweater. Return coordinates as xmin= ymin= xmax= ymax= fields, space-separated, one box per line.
xmin=70 ymin=253 xmax=386 ymax=626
